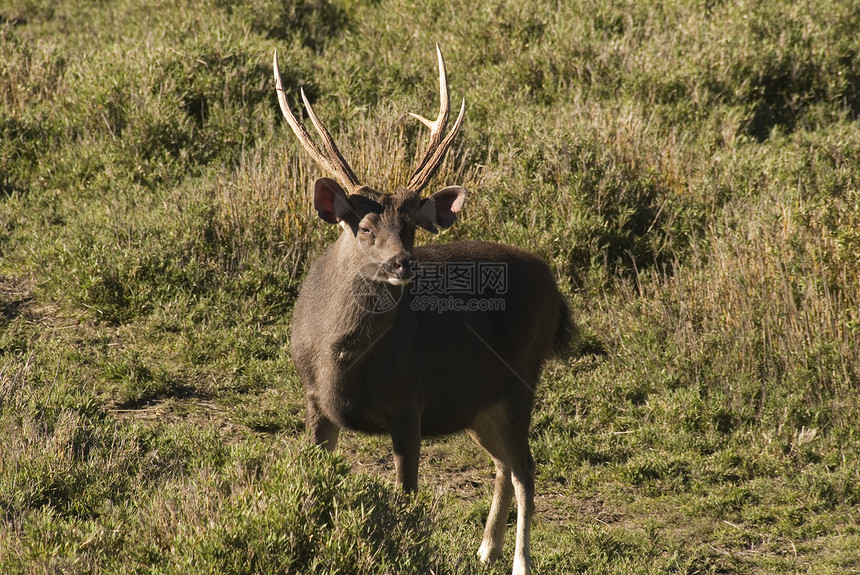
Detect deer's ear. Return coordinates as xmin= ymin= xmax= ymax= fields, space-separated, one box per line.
xmin=416 ymin=186 xmax=466 ymax=233
xmin=313 ymin=178 xmax=355 ymax=224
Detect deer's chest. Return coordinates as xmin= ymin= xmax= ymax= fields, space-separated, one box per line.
xmin=312 ymin=341 xmax=414 ymax=434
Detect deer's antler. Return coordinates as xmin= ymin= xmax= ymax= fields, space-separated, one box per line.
xmin=273 ymin=50 xmax=362 ymax=193
xmin=405 ymin=44 xmax=466 ymax=195
xmin=273 ymin=46 xmax=464 ymax=196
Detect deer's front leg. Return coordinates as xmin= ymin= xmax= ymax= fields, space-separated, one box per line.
xmin=306 ymin=396 xmax=340 ymax=451
xmin=391 ymin=413 xmax=421 ymax=493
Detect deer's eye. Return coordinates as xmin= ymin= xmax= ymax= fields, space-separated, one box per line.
xmin=359 ymin=225 xmax=373 ymax=236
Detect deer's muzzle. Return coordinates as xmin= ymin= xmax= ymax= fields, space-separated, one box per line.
xmin=383 ymin=252 xmax=416 ymax=286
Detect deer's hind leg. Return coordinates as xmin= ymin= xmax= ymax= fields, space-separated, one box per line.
xmin=468 ymin=402 xmax=519 ymax=567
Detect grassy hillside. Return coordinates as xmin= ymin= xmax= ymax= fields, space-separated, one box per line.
xmin=1 ymin=0 xmax=858 ymax=573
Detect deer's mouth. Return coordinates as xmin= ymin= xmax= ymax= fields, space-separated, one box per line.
xmin=382 ymin=263 xmax=415 ymax=286
xmin=359 ymin=261 xmax=415 ymax=285
xmin=381 ymin=252 xmax=415 ymax=285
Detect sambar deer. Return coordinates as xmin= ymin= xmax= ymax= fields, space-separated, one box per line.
xmin=275 ymin=45 xmax=575 ymax=575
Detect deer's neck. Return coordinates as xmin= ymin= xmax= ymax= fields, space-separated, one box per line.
xmin=323 ymin=237 xmax=403 ymax=351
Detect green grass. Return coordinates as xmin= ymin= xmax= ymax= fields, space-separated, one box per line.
xmin=1 ymin=0 xmax=859 ymax=573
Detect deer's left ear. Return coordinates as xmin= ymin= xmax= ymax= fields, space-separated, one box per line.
xmin=416 ymin=186 xmax=466 ymax=233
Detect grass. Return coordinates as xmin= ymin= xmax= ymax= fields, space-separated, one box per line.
xmin=1 ymin=0 xmax=859 ymax=573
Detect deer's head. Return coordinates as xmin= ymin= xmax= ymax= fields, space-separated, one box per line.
xmin=274 ymin=46 xmax=466 ymax=285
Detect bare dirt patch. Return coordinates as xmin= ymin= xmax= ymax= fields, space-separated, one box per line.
xmin=1 ymin=275 xmax=37 ymax=322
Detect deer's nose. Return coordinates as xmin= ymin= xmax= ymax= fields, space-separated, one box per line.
xmin=388 ymin=252 xmax=415 ymax=280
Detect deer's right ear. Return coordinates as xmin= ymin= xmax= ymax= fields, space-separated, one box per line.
xmin=313 ymin=178 xmax=355 ymax=224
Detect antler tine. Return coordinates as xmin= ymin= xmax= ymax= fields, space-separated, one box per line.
xmin=407 ymin=98 xmax=465 ymax=193
xmin=273 ymin=50 xmax=362 ymax=193
xmin=408 ymin=45 xmax=449 ymax=157
xmin=406 ymin=44 xmax=465 ymax=194
xmin=298 ymin=87 xmax=362 ymax=190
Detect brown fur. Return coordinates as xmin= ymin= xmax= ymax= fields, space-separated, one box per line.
xmin=290 ymin=184 xmax=575 ymax=575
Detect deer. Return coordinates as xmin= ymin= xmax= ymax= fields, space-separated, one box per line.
xmin=274 ymin=45 xmax=575 ymax=575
